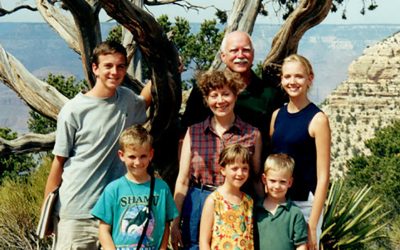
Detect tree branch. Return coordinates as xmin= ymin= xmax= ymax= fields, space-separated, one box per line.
xmin=100 ymin=0 xmax=182 ymax=138
xmin=0 ymin=133 xmax=55 ymax=156
xmin=262 ymin=0 xmax=332 ymax=85
xmin=0 ymin=5 xmax=37 ymax=17
xmin=61 ymin=0 xmax=102 ymax=88
xmin=36 ymin=0 xmax=81 ymax=54
xmin=0 ymin=44 xmax=68 ymax=120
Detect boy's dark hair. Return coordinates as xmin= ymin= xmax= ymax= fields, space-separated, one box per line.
xmin=264 ymin=153 xmax=295 ymax=176
xmin=219 ymin=143 xmax=251 ymax=167
xmin=91 ymin=41 xmax=127 ymax=66
xmin=119 ymin=125 xmax=153 ymax=151
xmin=197 ymin=69 xmax=244 ymax=98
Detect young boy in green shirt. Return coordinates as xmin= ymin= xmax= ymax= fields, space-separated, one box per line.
xmin=92 ymin=125 xmax=178 ymax=249
xmin=254 ymin=153 xmax=308 ymax=250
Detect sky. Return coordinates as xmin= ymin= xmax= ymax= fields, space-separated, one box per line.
xmin=0 ymin=0 xmax=399 ymax=24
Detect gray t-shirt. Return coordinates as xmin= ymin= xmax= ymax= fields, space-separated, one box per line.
xmin=53 ymin=86 xmax=147 ymax=219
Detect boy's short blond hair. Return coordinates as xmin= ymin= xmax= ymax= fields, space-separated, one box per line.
xmin=219 ymin=143 xmax=251 ymax=167
xmin=119 ymin=125 xmax=153 ymax=151
xmin=264 ymin=153 xmax=295 ymax=176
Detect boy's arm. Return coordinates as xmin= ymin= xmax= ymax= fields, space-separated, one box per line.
xmin=99 ymin=220 xmax=116 ymax=250
xmin=140 ymin=80 xmax=152 ymax=108
xmin=199 ymin=196 xmax=214 ymax=250
xmin=44 ymin=155 xmax=65 ymax=199
xmin=160 ymin=221 xmax=170 ymax=250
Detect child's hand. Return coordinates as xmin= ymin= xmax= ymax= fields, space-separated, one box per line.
xmin=170 ymin=219 xmax=182 ymax=250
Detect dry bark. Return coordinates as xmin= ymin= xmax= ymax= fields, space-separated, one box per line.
xmin=263 ymin=0 xmax=333 ymax=86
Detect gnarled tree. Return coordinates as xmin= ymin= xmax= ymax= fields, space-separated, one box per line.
xmin=1 ymin=0 xmax=335 ymax=179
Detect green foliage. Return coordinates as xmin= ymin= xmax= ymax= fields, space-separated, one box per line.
xmin=346 ymin=121 xmax=400 ymax=216
xmin=28 ymin=74 xmax=87 ymax=134
xmin=0 ymin=157 xmax=52 ymax=249
xmin=158 ymin=15 xmax=224 ymax=72
xmin=0 ymin=128 xmax=35 ymax=183
xmin=106 ymin=24 xmax=122 ymax=43
xmin=321 ymin=181 xmax=389 ymax=249
xmin=344 ymin=120 xmax=400 ymax=248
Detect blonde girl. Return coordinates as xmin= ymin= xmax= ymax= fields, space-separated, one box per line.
xmin=270 ymin=54 xmax=331 ymax=250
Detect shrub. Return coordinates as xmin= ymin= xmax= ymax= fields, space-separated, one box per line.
xmin=0 ymin=157 xmax=51 ymax=249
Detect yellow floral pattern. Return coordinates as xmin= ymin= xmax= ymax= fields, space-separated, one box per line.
xmin=210 ymin=191 xmax=254 ymax=250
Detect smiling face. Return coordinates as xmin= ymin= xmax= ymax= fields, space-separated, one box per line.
xmin=92 ymin=52 xmax=127 ymax=94
xmin=281 ymin=61 xmax=313 ymax=98
xmin=221 ymin=160 xmax=250 ymax=189
xmin=118 ymin=143 xmax=153 ymax=182
xmin=221 ymin=32 xmax=254 ymax=74
xmin=262 ymin=169 xmax=293 ymax=202
xmin=206 ymin=85 xmax=237 ymax=118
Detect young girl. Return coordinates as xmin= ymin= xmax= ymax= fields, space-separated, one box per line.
xmin=199 ymin=144 xmax=254 ymax=250
xmin=270 ymin=54 xmax=331 ymax=250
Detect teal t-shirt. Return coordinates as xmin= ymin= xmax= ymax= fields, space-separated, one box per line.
xmin=92 ymin=175 xmax=178 ymax=249
xmin=254 ymin=198 xmax=308 ymax=250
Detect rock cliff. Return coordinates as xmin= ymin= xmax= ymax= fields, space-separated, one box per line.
xmin=321 ymin=32 xmax=400 ymax=178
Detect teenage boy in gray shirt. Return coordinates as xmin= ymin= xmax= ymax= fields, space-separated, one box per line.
xmin=43 ymin=41 xmax=150 ymax=250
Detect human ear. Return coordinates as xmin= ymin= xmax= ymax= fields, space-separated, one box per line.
xmin=287 ymin=177 xmax=293 ymax=188
xmin=261 ymin=173 xmax=267 ymax=185
xmin=118 ymin=149 xmax=125 ymax=161
xmin=220 ymin=167 xmax=226 ymax=176
xmin=149 ymin=148 xmax=154 ymax=161
xmin=92 ymin=63 xmax=99 ymax=77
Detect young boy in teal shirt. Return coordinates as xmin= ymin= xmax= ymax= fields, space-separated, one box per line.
xmin=92 ymin=125 xmax=178 ymax=249
xmin=254 ymin=153 xmax=308 ymax=250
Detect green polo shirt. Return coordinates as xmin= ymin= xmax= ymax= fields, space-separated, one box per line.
xmin=254 ymin=198 xmax=308 ymax=250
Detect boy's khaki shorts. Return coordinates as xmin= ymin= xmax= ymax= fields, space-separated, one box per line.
xmin=52 ymin=217 xmax=100 ymax=250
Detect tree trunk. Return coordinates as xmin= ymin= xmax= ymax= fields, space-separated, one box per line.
xmin=100 ymin=0 xmax=182 ymax=182
xmin=61 ymin=0 xmax=102 ymax=88
xmin=262 ymin=0 xmax=332 ymax=86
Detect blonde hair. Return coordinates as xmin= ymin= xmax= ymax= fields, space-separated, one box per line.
xmin=119 ymin=125 xmax=153 ymax=151
xmin=264 ymin=153 xmax=295 ymax=176
xmin=219 ymin=144 xmax=251 ymax=167
xmin=282 ymin=54 xmax=314 ymax=78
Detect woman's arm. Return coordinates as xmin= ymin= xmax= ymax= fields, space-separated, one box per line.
xmin=269 ymin=109 xmax=279 ymax=137
xmin=99 ymin=221 xmax=116 ymax=250
xmin=308 ymin=112 xmax=331 ymax=250
xmin=199 ymin=196 xmax=214 ymax=250
xmin=171 ymin=130 xmax=192 ymax=249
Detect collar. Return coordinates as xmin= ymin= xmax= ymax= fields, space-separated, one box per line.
xmin=202 ymin=116 xmax=246 ymax=135
xmin=255 ymin=196 xmax=293 ymax=212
